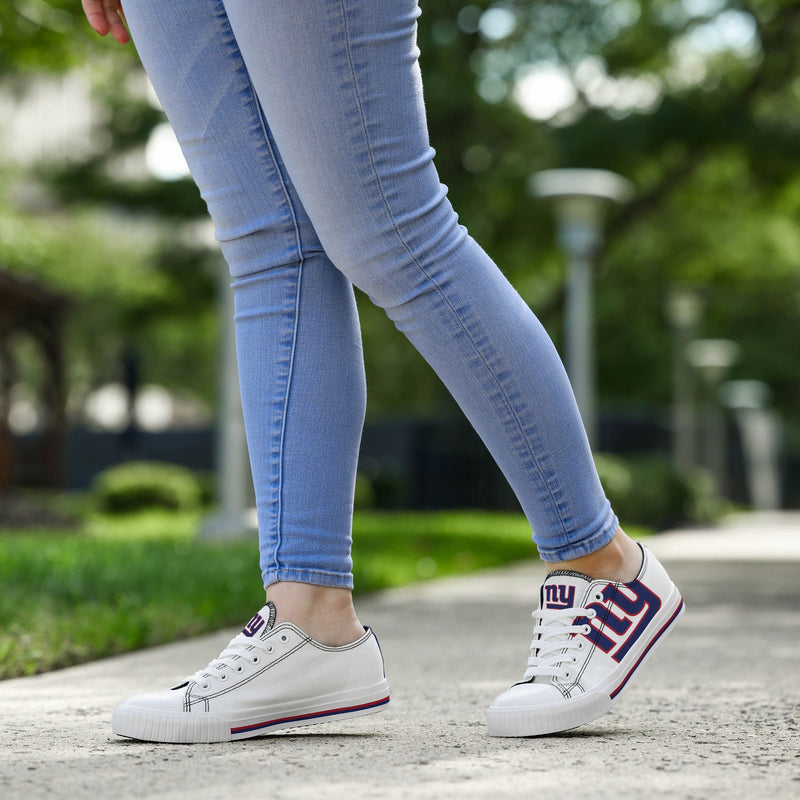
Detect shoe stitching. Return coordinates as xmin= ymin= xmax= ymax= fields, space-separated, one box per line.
xmin=188 ymin=640 xmax=308 ymax=706
xmin=563 ymin=582 xmax=609 ymax=694
xmin=183 ymin=624 xmax=376 ymax=711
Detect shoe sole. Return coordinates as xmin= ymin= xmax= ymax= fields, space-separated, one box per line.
xmin=485 ymin=587 xmax=685 ymax=737
xmin=112 ymin=679 xmax=390 ymax=743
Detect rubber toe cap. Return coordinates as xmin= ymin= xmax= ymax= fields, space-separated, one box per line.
xmin=488 ymin=681 xmax=564 ymax=711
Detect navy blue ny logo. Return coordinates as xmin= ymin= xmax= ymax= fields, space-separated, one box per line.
xmin=242 ymin=613 xmax=265 ymax=638
xmin=544 ymin=584 xmax=576 ymax=609
xmin=576 ymin=580 xmax=662 ymax=663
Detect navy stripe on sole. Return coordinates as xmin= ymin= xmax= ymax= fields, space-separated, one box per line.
xmin=230 ymin=695 xmax=391 ymax=735
xmin=609 ymin=598 xmax=685 ymax=700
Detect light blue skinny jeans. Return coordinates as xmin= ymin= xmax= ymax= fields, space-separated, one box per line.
xmin=123 ymin=0 xmax=618 ymax=589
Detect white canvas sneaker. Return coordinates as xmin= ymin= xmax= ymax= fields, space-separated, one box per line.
xmin=112 ymin=602 xmax=390 ymax=742
xmin=486 ymin=543 xmax=684 ymax=737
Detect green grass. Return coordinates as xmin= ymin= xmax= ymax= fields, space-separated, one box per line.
xmin=0 ymin=509 xmax=531 ymax=680
xmin=0 ymin=509 xmax=651 ymax=681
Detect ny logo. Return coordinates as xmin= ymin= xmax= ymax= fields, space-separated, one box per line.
xmin=576 ymin=580 xmax=662 ymax=663
xmin=543 ymin=584 xmax=576 ymax=609
xmin=242 ymin=613 xmax=265 ymax=638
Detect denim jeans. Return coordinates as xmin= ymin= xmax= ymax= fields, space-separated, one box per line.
xmin=123 ymin=0 xmax=618 ymax=588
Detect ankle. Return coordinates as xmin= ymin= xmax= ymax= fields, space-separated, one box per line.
xmin=265 ymin=582 xmax=364 ymax=647
xmin=544 ymin=527 xmax=642 ymax=583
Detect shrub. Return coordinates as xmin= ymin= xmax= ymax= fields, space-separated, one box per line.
xmin=353 ymin=472 xmax=376 ymax=510
xmin=595 ymin=452 xmax=722 ymax=529
xmin=683 ymin=465 xmax=724 ymax=524
xmin=593 ymin=453 xmax=633 ymax=508
xmin=93 ymin=461 xmax=203 ymax=513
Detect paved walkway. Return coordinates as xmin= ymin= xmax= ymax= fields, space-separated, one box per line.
xmin=1 ymin=512 xmax=799 ymax=799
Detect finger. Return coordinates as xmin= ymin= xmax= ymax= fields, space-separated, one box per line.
xmin=81 ymin=0 xmax=129 ymax=43
xmin=104 ymin=0 xmax=130 ymax=43
xmin=81 ymin=0 xmax=111 ymax=35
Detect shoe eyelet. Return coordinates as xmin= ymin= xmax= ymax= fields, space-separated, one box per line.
xmin=219 ymin=673 xmax=227 ymax=681
xmin=578 ymin=639 xmax=585 ymax=648
xmin=201 ymin=683 xmax=209 ymax=690
xmin=593 ymin=593 xmax=603 ymax=602
xmin=252 ymin=656 xmax=260 ymax=664
xmin=564 ymin=671 xmax=572 ymax=680
xmin=582 ymin=625 xmax=591 ymax=634
xmin=279 ymin=634 xmax=289 ymax=643
xmin=265 ymin=645 xmax=273 ymax=653
xmin=235 ymin=665 xmax=243 ymax=673
xmin=588 ymin=609 xmax=597 ymax=619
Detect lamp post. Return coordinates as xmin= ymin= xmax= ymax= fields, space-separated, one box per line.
xmin=530 ymin=169 xmax=633 ymax=446
xmin=720 ymin=379 xmax=782 ymax=510
xmin=686 ymin=338 xmax=739 ymax=498
xmin=666 ymin=288 xmax=703 ymax=471
xmin=201 ymin=247 xmax=257 ymax=540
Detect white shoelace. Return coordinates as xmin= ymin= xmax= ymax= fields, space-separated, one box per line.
xmin=187 ymin=632 xmax=287 ymax=690
xmin=523 ymin=606 xmax=598 ymax=682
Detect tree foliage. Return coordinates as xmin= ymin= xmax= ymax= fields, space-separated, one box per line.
xmin=0 ymin=1 xmax=139 ymax=74
xmin=2 ymin=0 xmax=800 ymax=430
xmin=415 ymin=0 xmax=800 ymax=423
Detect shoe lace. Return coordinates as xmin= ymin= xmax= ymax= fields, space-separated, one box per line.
xmin=523 ymin=605 xmax=597 ymax=681
xmin=187 ymin=630 xmax=290 ymax=690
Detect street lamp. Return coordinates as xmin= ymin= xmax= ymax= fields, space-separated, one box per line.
xmin=686 ymin=338 xmax=739 ymax=498
xmin=666 ymin=288 xmax=703 ymax=470
xmin=720 ymin=379 xmax=782 ymax=510
xmin=530 ymin=169 xmax=633 ymax=446
xmin=197 ymin=225 xmax=257 ymax=540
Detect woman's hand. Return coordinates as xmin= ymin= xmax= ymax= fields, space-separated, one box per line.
xmin=81 ymin=0 xmax=130 ymax=44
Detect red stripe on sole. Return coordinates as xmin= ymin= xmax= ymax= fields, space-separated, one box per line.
xmin=230 ymin=694 xmax=390 ymax=735
xmin=609 ymin=599 xmax=684 ymax=700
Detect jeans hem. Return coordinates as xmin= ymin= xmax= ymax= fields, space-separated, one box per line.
xmin=535 ymin=507 xmax=619 ymax=563
xmin=262 ymin=567 xmax=354 ymax=591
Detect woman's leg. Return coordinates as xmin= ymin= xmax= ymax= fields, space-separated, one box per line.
xmin=220 ymin=0 xmax=617 ymax=563
xmin=111 ymin=0 xmax=390 ymax=744
xmin=124 ymin=0 xmax=368 ymax=606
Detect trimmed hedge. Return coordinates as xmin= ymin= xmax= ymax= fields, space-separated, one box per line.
xmin=93 ymin=461 xmax=203 ymax=513
xmin=595 ymin=452 xmax=722 ymax=530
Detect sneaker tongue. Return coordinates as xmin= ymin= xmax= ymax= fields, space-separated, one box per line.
xmin=540 ymin=570 xmax=592 ymax=610
xmin=239 ymin=601 xmax=277 ymax=639
xmin=524 ymin=571 xmax=593 ymax=684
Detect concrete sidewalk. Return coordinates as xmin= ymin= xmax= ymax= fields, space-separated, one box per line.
xmin=1 ymin=513 xmax=799 ymax=799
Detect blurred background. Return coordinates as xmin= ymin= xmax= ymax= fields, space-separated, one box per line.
xmin=2 ymin=0 xmax=800 ymax=525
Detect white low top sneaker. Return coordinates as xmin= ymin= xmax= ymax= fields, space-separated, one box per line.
xmin=486 ymin=543 xmax=684 ymax=737
xmin=112 ymin=602 xmax=390 ymax=743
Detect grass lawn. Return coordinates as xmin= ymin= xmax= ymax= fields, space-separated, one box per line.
xmin=0 ymin=509 xmax=650 ymax=680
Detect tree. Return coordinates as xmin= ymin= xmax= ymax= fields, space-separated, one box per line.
xmin=415 ymin=0 xmax=800 ymax=426
xmin=2 ymin=0 xmax=800 ymax=434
